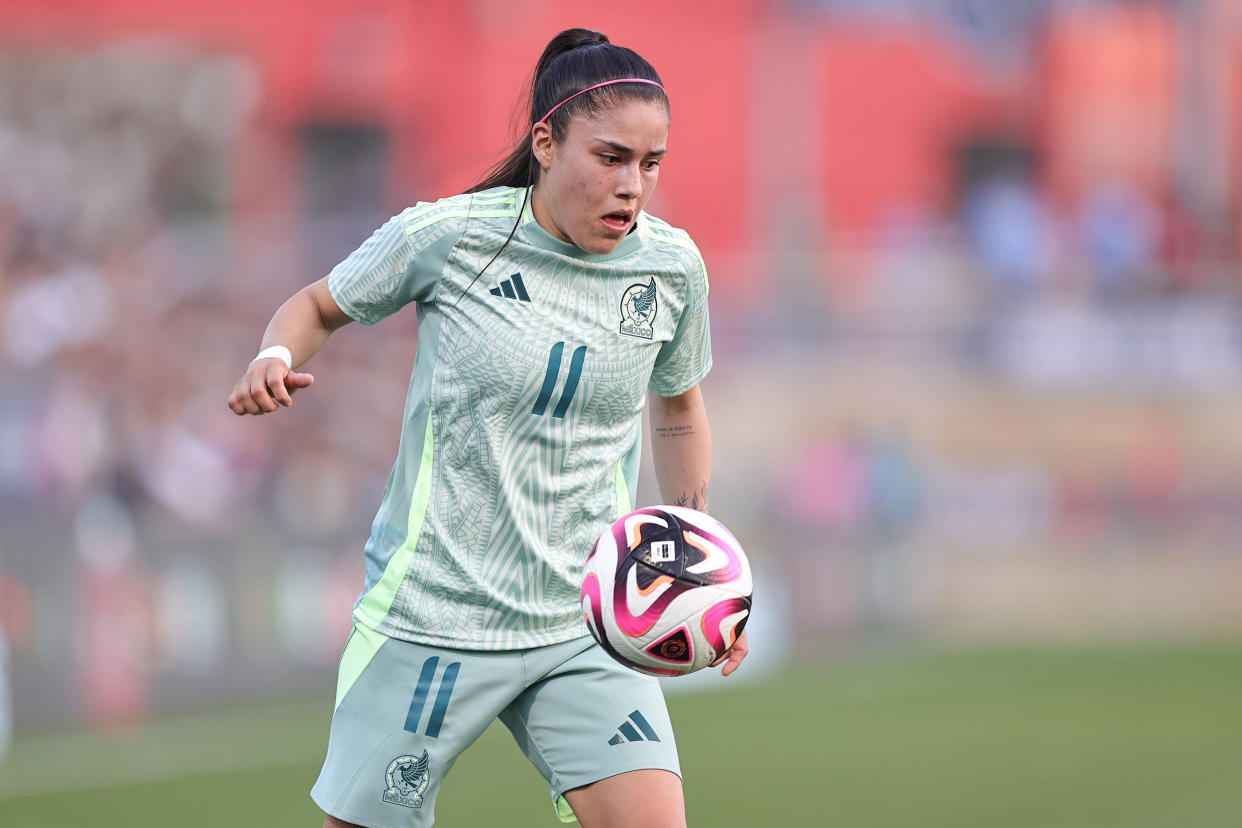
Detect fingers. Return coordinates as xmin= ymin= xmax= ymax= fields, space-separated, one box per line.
xmin=227 ymin=359 xmax=310 ymax=416
xmin=285 ymin=371 xmax=315 ymax=392
xmin=719 ymin=647 xmax=747 ymax=677
xmin=227 ymin=374 xmax=265 ymax=415
xmin=265 ymin=369 xmax=295 ymax=407
xmin=712 ymin=629 xmax=749 ymax=677
xmin=247 ymin=370 xmax=281 ymax=412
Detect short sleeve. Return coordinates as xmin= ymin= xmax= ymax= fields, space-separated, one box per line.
xmin=648 ymin=255 xmax=712 ymax=397
xmin=327 ymin=205 xmax=456 ymax=325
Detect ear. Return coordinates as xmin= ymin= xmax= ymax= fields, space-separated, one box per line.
xmin=531 ymin=121 xmax=555 ymax=172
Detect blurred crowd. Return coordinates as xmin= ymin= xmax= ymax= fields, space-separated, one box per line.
xmin=0 ymin=47 xmax=404 ymax=728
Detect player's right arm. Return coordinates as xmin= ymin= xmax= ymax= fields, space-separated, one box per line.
xmin=228 ymin=198 xmax=465 ymax=415
xmin=227 ymin=277 xmax=353 ymax=415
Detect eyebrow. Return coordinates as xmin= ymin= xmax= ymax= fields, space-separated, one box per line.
xmin=596 ymin=139 xmax=667 ymax=158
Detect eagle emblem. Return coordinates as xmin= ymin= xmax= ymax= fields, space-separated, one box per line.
xmin=619 ymin=278 xmax=658 ymax=339
xmin=383 ymin=751 xmax=431 ymax=809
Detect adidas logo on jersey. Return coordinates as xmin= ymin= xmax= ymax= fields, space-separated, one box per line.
xmin=607 ymin=710 xmax=661 ymax=746
xmin=490 ymin=273 xmax=530 ymax=302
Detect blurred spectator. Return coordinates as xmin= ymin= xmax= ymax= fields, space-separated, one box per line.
xmin=74 ymin=491 xmax=151 ymax=728
xmin=1079 ymin=181 xmax=1163 ymax=297
xmin=0 ymin=571 xmax=33 ymax=758
xmin=962 ymin=174 xmax=1058 ymax=299
xmin=0 ymin=633 xmax=8 ymax=760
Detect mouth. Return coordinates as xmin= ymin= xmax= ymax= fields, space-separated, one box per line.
xmin=600 ymin=211 xmax=633 ymax=234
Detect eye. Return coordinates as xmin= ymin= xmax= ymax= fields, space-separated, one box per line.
xmin=643 ymin=159 xmax=662 ymax=171
xmin=601 ymin=154 xmax=620 ymax=165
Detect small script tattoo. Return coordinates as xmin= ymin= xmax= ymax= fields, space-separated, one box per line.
xmin=653 ymin=424 xmax=697 ymax=439
xmin=673 ymin=481 xmax=710 ymax=512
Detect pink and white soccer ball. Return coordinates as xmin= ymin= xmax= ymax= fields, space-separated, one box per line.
xmin=580 ymin=506 xmax=752 ymax=677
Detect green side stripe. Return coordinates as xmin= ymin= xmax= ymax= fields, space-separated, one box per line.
xmin=334 ymin=622 xmax=387 ymax=711
xmin=647 ymin=227 xmax=703 ymax=255
xmin=401 ymin=202 xmax=441 ymax=222
xmin=555 ymin=795 xmax=578 ymax=823
xmin=400 ymin=200 xmax=469 ymax=229
xmin=355 ymin=416 xmax=436 ymax=628
xmin=615 ymin=460 xmax=631 ymax=517
xmin=470 ymin=191 xmax=519 ymax=204
xmin=404 ymin=209 xmax=518 ymax=235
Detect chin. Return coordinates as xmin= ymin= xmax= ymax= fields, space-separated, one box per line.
xmin=578 ymin=235 xmax=622 ymax=255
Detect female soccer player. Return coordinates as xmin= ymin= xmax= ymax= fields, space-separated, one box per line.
xmin=227 ymin=28 xmax=747 ymax=828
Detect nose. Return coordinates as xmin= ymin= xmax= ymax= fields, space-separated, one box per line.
xmin=616 ymin=162 xmax=642 ymax=199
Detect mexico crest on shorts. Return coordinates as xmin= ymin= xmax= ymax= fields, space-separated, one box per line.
xmin=383 ymin=751 xmax=431 ymax=808
xmin=619 ymin=277 xmax=658 ymax=339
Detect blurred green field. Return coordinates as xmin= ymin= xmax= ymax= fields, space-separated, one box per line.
xmin=2 ymin=644 xmax=1240 ymax=827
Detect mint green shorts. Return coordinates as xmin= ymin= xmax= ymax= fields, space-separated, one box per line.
xmin=310 ymin=623 xmax=681 ymax=827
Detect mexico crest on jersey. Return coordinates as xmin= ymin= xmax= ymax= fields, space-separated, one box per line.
xmin=383 ymin=751 xmax=431 ymax=809
xmin=619 ymin=278 xmax=658 ymax=339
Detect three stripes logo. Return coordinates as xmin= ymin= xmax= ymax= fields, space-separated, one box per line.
xmin=490 ymin=272 xmax=531 ymax=302
xmin=607 ymin=710 xmax=662 ymax=746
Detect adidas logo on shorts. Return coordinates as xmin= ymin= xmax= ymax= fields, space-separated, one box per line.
xmin=607 ymin=710 xmax=661 ymax=746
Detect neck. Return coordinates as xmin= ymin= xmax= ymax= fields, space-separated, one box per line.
xmin=530 ymin=182 xmax=571 ymax=244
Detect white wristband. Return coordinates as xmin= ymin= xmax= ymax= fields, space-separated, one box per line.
xmin=251 ymin=345 xmax=292 ymax=369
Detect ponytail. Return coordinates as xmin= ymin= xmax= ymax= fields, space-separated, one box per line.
xmin=467 ymin=28 xmax=668 ymax=193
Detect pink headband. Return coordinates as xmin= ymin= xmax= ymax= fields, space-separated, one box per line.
xmin=538 ymin=78 xmax=666 ymax=124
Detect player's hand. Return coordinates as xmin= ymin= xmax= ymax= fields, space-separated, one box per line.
xmin=227 ymin=358 xmax=314 ymax=415
xmin=711 ymin=628 xmax=749 ymax=677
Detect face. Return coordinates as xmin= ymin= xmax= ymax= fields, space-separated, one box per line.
xmin=530 ymin=98 xmax=669 ymax=255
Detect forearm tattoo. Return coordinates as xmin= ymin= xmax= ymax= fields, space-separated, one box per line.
xmin=673 ymin=481 xmax=710 ymax=512
xmin=653 ymin=424 xmax=696 ymax=438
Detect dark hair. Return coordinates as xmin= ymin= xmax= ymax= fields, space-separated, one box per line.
xmin=467 ymin=28 xmax=668 ymax=193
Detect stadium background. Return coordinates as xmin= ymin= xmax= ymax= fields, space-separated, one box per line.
xmin=1 ymin=0 xmax=1241 ymax=825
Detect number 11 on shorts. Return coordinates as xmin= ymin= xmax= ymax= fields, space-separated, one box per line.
xmin=404 ymin=657 xmax=461 ymax=738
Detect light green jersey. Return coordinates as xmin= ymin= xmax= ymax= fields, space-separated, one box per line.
xmin=328 ymin=186 xmax=712 ymax=649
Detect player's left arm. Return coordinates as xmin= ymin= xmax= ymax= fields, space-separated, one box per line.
xmin=648 ymin=385 xmax=749 ymax=676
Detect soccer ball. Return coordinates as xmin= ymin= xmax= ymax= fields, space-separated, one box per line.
xmin=580 ymin=506 xmax=752 ymax=677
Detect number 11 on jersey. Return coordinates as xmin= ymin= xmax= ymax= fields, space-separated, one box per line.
xmin=532 ymin=342 xmax=587 ymax=418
